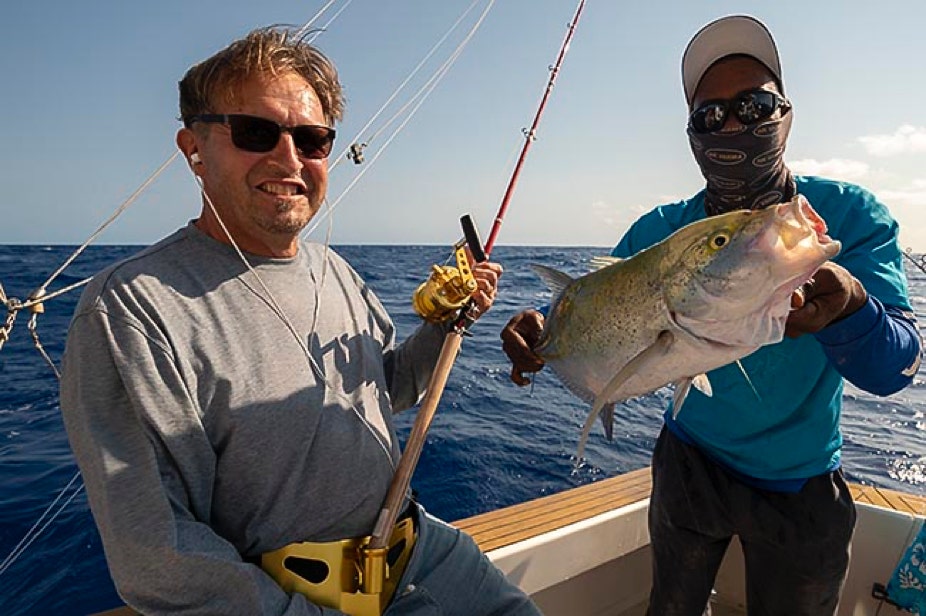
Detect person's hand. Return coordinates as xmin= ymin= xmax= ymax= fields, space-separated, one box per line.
xmin=785 ymin=261 xmax=868 ymax=337
xmin=500 ymin=309 xmax=546 ymax=386
xmin=469 ymin=254 xmax=502 ymax=318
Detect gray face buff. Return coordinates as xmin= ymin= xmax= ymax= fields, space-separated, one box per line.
xmin=688 ymin=112 xmax=796 ymax=216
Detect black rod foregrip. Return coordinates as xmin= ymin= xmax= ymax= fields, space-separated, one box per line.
xmin=460 ymin=214 xmax=487 ymax=263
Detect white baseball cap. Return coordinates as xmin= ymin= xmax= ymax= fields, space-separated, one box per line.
xmin=681 ymin=15 xmax=782 ymax=107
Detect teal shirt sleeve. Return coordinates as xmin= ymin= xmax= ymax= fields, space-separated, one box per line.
xmin=798 ymin=176 xmax=921 ymax=396
xmin=815 ymin=299 xmax=921 ymax=396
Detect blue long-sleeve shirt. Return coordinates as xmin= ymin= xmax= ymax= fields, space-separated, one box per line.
xmin=612 ymin=176 xmax=921 ymax=489
xmin=815 ymin=298 xmax=920 ymax=395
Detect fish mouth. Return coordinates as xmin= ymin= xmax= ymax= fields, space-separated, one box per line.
xmin=763 ymin=194 xmax=841 ymax=298
xmin=774 ymin=194 xmax=839 ymax=256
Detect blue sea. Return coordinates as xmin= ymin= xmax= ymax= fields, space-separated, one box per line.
xmin=1 ymin=244 xmax=924 ymax=615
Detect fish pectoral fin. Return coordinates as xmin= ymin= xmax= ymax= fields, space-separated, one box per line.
xmin=692 ymin=373 xmax=712 ymax=396
xmin=575 ymin=331 xmax=676 ymax=464
xmin=671 ymin=373 xmax=710 ymax=419
xmin=671 ymin=378 xmax=692 ymax=419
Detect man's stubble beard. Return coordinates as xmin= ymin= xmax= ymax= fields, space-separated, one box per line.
xmin=257 ymin=199 xmax=320 ymax=234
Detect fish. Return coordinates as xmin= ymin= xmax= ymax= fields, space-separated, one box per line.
xmin=531 ymin=194 xmax=841 ymax=463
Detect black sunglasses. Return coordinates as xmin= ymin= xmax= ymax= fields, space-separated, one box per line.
xmin=688 ymin=88 xmax=791 ymax=134
xmin=186 ymin=114 xmax=336 ymax=159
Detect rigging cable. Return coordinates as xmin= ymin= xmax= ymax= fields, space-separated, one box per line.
xmin=302 ymin=0 xmax=354 ymax=43
xmin=0 ymin=471 xmax=84 ymax=577
xmin=295 ymin=0 xmax=344 ymax=39
xmin=347 ymin=0 xmax=486 ymax=151
xmin=0 ymin=3 xmax=363 ymax=581
xmin=305 ymin=0 xmax=497 ymax=237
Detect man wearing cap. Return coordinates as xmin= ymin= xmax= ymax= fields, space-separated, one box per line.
xmin=501 ymin=14 xmax=922 ymax=615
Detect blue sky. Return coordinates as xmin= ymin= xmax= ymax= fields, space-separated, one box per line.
xmin=3 ymin=1 xmax=925 ymax=250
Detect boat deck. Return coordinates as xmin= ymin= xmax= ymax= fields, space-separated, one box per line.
xmin=455 ymin=467 xmax=926 ymax=552
xmin=94 ymin=469 xmax=925 ymax=616
xmin=455 ymin=467 xmax=653 ymax=552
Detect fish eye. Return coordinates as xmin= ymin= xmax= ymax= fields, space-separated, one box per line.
xmin=709 ymin=232 xmax=731 ymax=250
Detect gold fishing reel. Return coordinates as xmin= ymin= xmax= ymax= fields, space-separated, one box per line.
xmin=412 ymin=246 xmax=477 ymax=322
xmin=411 ymin=215 xmax=487 ymax=323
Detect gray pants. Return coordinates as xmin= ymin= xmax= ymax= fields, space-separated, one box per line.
xmin=647 ymin=427 xmax=856 ymax=616
xmin=384 ymin=504 xmax=542 ymax=615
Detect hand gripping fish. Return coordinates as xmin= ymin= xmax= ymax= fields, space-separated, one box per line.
xmin=531 ymin=195 xmax=841 ymax=463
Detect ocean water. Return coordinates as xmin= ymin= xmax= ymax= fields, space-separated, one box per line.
xmin=0 ymin=244 xmax=924 ymax=615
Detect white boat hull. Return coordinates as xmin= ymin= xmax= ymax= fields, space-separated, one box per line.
xmin=478 ymin=479 xmax=925 ymax=616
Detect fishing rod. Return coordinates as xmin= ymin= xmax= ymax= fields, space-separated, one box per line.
xmin=371 ymin=0 xmax=586 ymax=545
xmin=261 ymin=3 xmax=586 ymax=613
xmin=484 ymin=0 xmax=586 ymax=255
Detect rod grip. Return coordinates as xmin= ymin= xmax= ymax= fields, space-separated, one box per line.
xmin=460 ymin=214 xmax=487 ymax=263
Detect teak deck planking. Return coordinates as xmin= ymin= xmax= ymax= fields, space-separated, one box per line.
xmin=456 ymin=468 xmax=926 ymax=552
xmin=92 ymin=468 xmax=925 ymax=616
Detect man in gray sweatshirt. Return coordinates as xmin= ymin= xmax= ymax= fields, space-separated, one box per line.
xmin=60 ymin=26 xmax=540 ymax=616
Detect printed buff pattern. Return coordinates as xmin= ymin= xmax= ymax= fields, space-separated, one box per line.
xmin=887 ymin=523 xmax=926 ymax=615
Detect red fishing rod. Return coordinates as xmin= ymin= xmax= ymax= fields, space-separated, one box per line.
xmin=484 ymin=0 xmax=586 ymax=256
xmin=362 ymin=2 xmax=588 ymax=605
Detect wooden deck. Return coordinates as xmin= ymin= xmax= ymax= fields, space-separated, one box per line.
xmin=850 ymin=481 xmax=926 ymax=516
xmin=456 ymin=468 xmax=926 ymax=553
xmin=93 ymin=469 xmax=925 ymax=616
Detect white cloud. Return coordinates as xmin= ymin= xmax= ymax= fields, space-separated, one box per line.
xmin=788 ymin=158 xmax=870 ymax=181
xmin=591 ymin=200 xmax=649 ymax=233
xmin=878 ymin=187 xmax=926 ymax=208
xmin=858 ymin=125 xmax=926 ymax=157
xmin=870 ymin=181 xmax=926 ymax=253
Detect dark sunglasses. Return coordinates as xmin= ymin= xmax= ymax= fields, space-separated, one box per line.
xmin=186 ymin=114 xmax=336 ymax=159
xmin=688 ymin=88 xmax=791 ymax=134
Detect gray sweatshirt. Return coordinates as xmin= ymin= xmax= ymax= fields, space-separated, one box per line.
xmin=60 ymin=224 xmax=448 ymax=614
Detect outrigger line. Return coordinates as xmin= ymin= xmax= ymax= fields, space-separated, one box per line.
xmin=903 ymin=247 xmax=926 ymax=276
xmin=261 ymin=2 xmax=589 ymax=614
xmin=304 ymin=0 xmax=497 ymax=237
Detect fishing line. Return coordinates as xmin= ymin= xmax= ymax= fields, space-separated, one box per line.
xmin=324 ymin=0 xmax=487 ymax=177
xmin=294 ymin=0 xmax=344 ymax=39
xmin=304 ymin=0 xmax=354 ymax=44
xmin=0 ymin=471 xmax=83 ymax=578
xmin=304 ymin=0 xmax=498 ymax=237
xmin=358 ymin=0 xmax=486 ymax=148
xmin=194 ymin=176 xmax=397 ymax=464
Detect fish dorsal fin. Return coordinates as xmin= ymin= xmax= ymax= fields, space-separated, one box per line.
xmin=529 ymin=264 xmax=574 ymax=297
xmin=588 ymin=255 xmax=623 ymax=272
xmin=671 ymin=373 xmax=712 ymax=419
xmin=575 ymin=330 xmax=675 ymax=465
